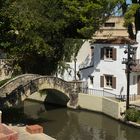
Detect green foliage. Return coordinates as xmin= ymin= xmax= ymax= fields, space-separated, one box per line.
xmin=0 ymin=0 xmax=123 ymax=75
xmin=64 ymin=39 xmax=84 ymax=62
xmin=124 ymin=4 xmax=140 ymax=27
xmin=120 ymin=0 xmax=140 ymax=38
xmin=125 ymin=108 xmax=140 ymax=122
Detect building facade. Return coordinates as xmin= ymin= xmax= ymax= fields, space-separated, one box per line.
xmin=60 ymin=16 xmax=129 ymax=81
xmin=59 ymin=16 xmax=140 ymax=97
xmin=80 ymin=37 xmax=140 ymax=96
xmin=93 ymin=16 xmax=131 ymax=39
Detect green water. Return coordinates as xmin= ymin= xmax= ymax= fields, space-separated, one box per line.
xmin=3 ymin=100 xmax=140 ymax=140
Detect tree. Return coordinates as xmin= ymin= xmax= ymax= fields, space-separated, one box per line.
xmin=0 ymin=0 xmax=123 ymax=75
xmin=121 ymin=0 xmax=140 ymax=39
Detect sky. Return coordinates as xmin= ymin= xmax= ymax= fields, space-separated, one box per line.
xmin=115 ymin=0 xmax=132 ymax=16
xmin=126 ymin=0 xmax=132 ymax=4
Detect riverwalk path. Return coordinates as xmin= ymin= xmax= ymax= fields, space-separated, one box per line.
xmin=10 ymin=126 xmax=56 ymax=140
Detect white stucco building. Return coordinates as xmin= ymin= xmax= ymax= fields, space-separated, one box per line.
xmin=79 ymin=37 xmax=140 ymax=97
xmin=59 ymin=16 xmax=140 ymax=97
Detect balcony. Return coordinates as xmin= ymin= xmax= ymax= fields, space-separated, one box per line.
xmin=122 ymin=58 xmax=140 ymax=72
xmin=131 ymin=59 xmax=140 ymax=72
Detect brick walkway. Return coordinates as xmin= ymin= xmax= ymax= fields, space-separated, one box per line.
xmin=10 ymin=126 xmax=56 ymax=140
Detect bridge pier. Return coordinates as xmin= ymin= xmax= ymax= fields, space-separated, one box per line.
xmin=67 ymin=101 xmax=79 ymax=109
xmin=67 ymin=93 xmax=79 ymax=109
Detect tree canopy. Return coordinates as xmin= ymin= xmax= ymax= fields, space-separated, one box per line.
xmin=121 ymin=0 xmax=140 ymax=39
xmin=0 ymin=0 xmax=123 ymax=75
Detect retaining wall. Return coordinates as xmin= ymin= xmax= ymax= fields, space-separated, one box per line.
xmin=78 ymin=93 xmax=126 ymax=119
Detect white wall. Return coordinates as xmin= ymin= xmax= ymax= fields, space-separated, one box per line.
xmin=78 ymin=93 xmax=126 ymax=119
xmin=92 ymin=44 xmax=128 ymax=95
xmin=131 ymin=31 xmax=140 ymax=95
xmin=80 ymin=43 xmax=128 ymax=95
xmin=136 ymin=31 xmax=140 ymax=60
xmin=77 ymin=40 xmax=93 ymax=69
xmin=59 ymin=31 xmax=140 ymax=96
xmin=58 ymin=62 xmax=80 ymax=81
xmin=58 ymin=40 xmax=93 ymax=82
xmin=80 ymin=42 xmax=140 ymax=96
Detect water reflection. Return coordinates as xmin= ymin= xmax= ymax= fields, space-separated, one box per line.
xmin=3 ymin=100 xmax=140 ymax=140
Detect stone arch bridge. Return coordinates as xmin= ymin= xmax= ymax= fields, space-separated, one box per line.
xmin=0 ymin=74 xmax=82 ymax=108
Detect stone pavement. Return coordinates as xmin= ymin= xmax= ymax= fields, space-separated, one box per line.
xmin=130 ymin=99 xmax=140 ymax=109
xmin=10 ymin=126 xmax=56 ymax=140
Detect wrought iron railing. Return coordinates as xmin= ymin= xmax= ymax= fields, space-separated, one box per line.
xmin=81 ymin=88 xmax=137 ymax=101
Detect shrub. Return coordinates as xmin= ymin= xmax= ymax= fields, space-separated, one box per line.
xmin=125 ymin=108 xmax=140 ymax=122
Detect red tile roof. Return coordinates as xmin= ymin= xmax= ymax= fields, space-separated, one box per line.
xmin=94 ymin=37 xmax=137 ymax=45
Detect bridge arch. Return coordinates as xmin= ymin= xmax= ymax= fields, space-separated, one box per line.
xmin=41 ymin=89 xmax=70 ymax=106
xmin=0 ymin=75 xmax=82 ymax=109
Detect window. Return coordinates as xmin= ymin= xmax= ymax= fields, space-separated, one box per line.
xmin=104 ymin=22 xmax=115 ymax=27
xmin=105 ymin=47 xmax=113 ymax=59
xmin=105 ymin=75 xmax=112 ymax=87
xmin=100 ymin=75 xmax=116 ymax=89
xmin=101 ymin=47 xmax=116 ymax=60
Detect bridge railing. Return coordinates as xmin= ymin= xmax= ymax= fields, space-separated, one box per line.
xmin=81 ymin=88 xmax=116 ymax=97
xmin=0 ymin=75 xmax=83 ymax=107
xmin=0 ymin=74 xmax=40 ymax=97
xmin=10 ymin=76 xmax=82 ymax=97
xmin=81 ymin=88 xmax=104 ymax=96
xmin=81 ymin=88 xmax=137 ymax=101
xmin=32 ymin=76 xmax=82 ymax=94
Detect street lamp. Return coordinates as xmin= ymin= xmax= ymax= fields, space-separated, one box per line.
xmin=74 ymin=57 xmax=77 ymax=81
xmin=122 ymin=44 xmax=137 ymax=110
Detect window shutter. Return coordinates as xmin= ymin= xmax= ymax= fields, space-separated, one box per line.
xmin=100 ymin=76 xmax=104 ymax=87
xmin=100 ymin=48 xmax=104 ymax=60
xmin=112 ymin=77 xmax=116 ymax=89
xmin=112 ymin=48 xmax=117 ymax=60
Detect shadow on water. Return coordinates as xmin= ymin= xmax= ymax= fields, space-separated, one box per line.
xmin=44 ymin=102 xmax=66 ymax=111
xmin=2 ymin=106 xmax=48 ymax=125
xmin=2 ymin=100 xmax=140 ymax=140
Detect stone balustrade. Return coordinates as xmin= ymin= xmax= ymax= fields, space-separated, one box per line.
xmin=0 ymin=74 xmax=40 ymax=97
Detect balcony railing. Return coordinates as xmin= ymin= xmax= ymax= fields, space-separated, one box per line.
xmin=132 ymin=59 xmax=140 ymax=72
xmin=122 ymin=59 xmax=140 ymax=72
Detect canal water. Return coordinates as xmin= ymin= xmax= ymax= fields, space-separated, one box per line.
xmin=2 ymin=100 xmax=140 ymax=140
